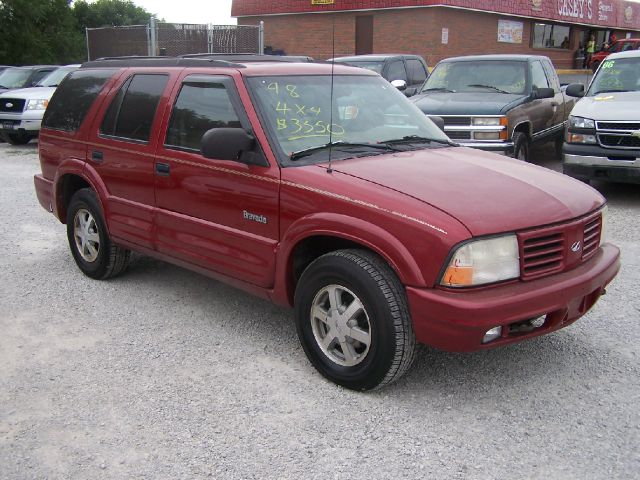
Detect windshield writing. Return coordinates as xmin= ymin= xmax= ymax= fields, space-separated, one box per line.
xmin=588 ymin=58 xmax=640 ymax=95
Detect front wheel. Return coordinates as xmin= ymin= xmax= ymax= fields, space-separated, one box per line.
xmin=294 ymin=249 xmax=416 ymax=391
xmin=2 ymin=131 xmax=32 ymax=145
xmin=66 ymin=188 xmax=130 ymax=279
xmin=512 ymin=132 xmax=531 ymax=162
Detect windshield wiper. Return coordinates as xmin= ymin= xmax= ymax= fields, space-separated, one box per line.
xmin=290 ymin=141 xmax=400 ymax=161
xmin=466 ymin=84 xmax=510 ymax=94
xmin=592 ymin=89 xmax=634 ymax=94
xmin=0 ymin=85 xmax=9 ymax=89
xmin=381 ymin=135 xmax=457 ymax=147
xmin=421 ymin=87 xmax=455 ymax=93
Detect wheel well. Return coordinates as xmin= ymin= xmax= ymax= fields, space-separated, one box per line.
xmin=58 ymin=175 xmax=91 ymax=223
xmin=512 ymin=122 xmax=531 ymax=139
xmin=289 ymin=235 xmax=375 ymax=304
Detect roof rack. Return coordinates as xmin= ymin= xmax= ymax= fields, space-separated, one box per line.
xmin=81 ymin=56 xmax=246 ymax=69
xmin=178 ymin=53 xmax=314 ymax=63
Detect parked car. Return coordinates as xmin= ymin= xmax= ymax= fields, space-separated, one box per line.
xmin=589 ymin=38 xmax=640 ymax=72
xmin=0 ymin=65 xmax=80 ymax=145
xmin=0 ymin=65 xmax=58 ymax=94
xmin=563 ymin=50 xmax=640 ymax=184
xmin=411 ymin=54 xmax=579 ymax=161
xmin=328 ymin=54 xmax=429 ymax=96
xmin=34 ymin=57 xmax=619 ymax=390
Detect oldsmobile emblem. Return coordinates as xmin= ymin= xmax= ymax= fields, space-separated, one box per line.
xmin=5 ymin=102 xmax=13 ymax=108
xmin=571 ymin=241 xmax=582 ymax=253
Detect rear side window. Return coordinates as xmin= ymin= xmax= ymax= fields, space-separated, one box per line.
xmin=387 ymin=61 xmax=408 ymax=82
xmin=406 ymin=59 xmax=428 ymax=85
xmin=42 ymin=69 xmax=114 ymax=132
xmin=100 ymin=74 xmax=168 ymax=143
xmin=165 ymin=77 xmax=242 ymax=151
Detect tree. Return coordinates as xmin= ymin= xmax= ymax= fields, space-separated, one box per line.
xmin=0 ymin=0 xmax=84 ymax=64
xmin=73 ymin=0 xmax=157 ymax=31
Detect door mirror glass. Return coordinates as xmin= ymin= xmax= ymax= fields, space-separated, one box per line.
xmin=565 ymin=83 xmax=585 ymax=97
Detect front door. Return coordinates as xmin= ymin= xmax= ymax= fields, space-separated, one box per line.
xmin=153 ymin=74 xmax=280 ymax=288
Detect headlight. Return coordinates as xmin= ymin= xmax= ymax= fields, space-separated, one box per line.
xmin=569 ymin=116 xmax=595 ymax=129
xmin=26 ymin=99 xmax=49 ymax=110
xmin=599 ymin=206 xmax=608 ymax=247
xmin=472 ymin=117 xmax=505 ymax=126
xmin=441 ymin=235 xmax=520 ymax=287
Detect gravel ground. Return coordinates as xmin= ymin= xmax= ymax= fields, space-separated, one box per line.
xmin=1 ymin=141 xmax=638 ymax=479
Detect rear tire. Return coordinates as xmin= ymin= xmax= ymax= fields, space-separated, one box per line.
xmin=66 ymin=188 xmax=130 ymax=279
xmin=294 ymin=249 xmax=416 ymax=391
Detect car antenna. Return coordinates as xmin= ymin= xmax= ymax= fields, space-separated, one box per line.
xmin=327 ymin=15 xmax=335 ymax=174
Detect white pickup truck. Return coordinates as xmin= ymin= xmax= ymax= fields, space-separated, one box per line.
xmin=563 ymin=50 xmax=640 ymax=184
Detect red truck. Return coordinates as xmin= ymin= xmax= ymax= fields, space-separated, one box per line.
xmin=589 ymin=38 xmax=640 ymax=71
xmin=34 ymin=58 xmax=620 ymax=390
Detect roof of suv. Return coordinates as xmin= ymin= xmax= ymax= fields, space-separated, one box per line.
xmin=438 ymin=54 xmax=548 ymax=63
xmin=330 ymin=54 xmax=423 ymax=62
xmin=80 ymin=57 xmax=374 ymax=76
xmin=606 ymin=49 xmax=640 ymax=60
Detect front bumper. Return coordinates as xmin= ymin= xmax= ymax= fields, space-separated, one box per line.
xmin=563 ymin=144 xmax=640 ymax=184
xmin=455 ymin=140 xmax=514 ymax=156
xmin=406 ymin=244 xmax=620 ymax=352
xmin=0 ymin=112 xmax=43 ymax=132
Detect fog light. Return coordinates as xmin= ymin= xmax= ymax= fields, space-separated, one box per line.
xmin=530 ymin=316 xmax=545 ymax=328
xmin=482 ymin=326 xmax=502 ymax=344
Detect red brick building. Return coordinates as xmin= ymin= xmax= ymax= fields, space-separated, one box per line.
xmin=232 ymin=0 xmax=640 ymax=69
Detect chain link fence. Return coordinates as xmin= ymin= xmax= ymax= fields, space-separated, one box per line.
xmin=86 ymin=22 xmax=263 ymax=60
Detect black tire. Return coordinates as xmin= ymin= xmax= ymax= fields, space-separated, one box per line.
xmin=512 ymin=131 xmax=530 ymax=162
xmin=2 ymin=131 xmax=31 ymax=145
xmin=554 ymin=136 xmax=564 ymax=160
xmin=294 ymin=249 xmax=416 ymax=391
xmin=66 ymin=188 xmax=130 ymax=279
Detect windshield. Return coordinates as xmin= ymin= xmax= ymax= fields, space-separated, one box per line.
xmin=338 ymin=61 xmax=384 ymax=74
xmin=247 ymin=75 xmax=450 ymax=164
xmin=422 ymin=60 xmax=527 ymax=95
xmin=587 ymin=57 xmax=640 ymax=95
xmin=0 ymin=68 xmax=32 ymax=89
xmin=36 ymin=67 xmax=77 ymax=87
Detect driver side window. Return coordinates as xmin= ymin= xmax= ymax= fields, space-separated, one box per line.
xmin=387 ymin=61 xmax=408 ymax=82
xmin=531 ymin=61 xmax=550 ymax=90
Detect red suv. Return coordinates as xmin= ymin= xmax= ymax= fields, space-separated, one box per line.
xmin=34 ymin=58 xmax=620 ymax=390
xmin=590 ymin=38 xmax=640 ymax=71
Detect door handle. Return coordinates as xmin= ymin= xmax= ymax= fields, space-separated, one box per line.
xmin=91 ymin=150 xmax=103 ymax=163
xmin=155 ymin=162 xmax=170 ymax=176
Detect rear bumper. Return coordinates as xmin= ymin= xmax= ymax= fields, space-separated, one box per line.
xmin=406 ymin=244 xmax=620 ymax=352
xmin=34 ymin=174 xmax=54 ymax=213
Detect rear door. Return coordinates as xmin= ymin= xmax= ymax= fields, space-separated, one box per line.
xmin=153 ymin=73 xmax=280 ymax=288
xmin=86 ymin=71 xmax=172 ymax=249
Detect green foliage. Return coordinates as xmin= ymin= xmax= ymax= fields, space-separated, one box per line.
xmin=0 ymin=0 xmax=84 ymax=64
xmin=0 ymin=0 xmax=157 ymax=65
xmin=73 ymin=0 xmax=155 ymax=30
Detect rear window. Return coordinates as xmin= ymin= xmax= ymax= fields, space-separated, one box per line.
xmin=42 ymin=69 xmax=115 ymax=132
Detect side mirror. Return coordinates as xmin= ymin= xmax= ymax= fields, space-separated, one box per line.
xmin=532 ymin=87 xmax=555 ymax=99
xmin=391 ymin=79 xmax=407 ymax=91
xmin=565 ymin=83 xmax=585 ymax=98
xmin=428 ymin=115 xmax=445 ymax=132
xmin=201 ymin=128 xmax=255 ymax=162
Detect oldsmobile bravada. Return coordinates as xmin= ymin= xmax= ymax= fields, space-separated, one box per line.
xmin=34 ymin=58 xmax=620 ymax=390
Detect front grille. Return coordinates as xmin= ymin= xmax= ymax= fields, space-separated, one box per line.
xmin=442 ymin=116 xmax=471 ymax=126
xmin=599 ymin=134 xmax=640 ymax=148
xmin=446 ymin=131 xmax=471 ymax=140
xmin=521 ymin=233 xmax=565 ymax=279
xmin=0 ymin=98 xmax=25 ymax=113
xmin=517 ymin=210 xmax=603 ymax=282
xmin=597 ymin=121 xmax=640 ymax=131
xmin=582 ymin=217 xmax=602 ymax=260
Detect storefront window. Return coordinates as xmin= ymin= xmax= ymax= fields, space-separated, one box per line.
xmin=533 ymin=23 xmax=571 ymax=49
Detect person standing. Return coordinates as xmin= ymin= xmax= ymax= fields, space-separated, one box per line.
xmin=610 ymin=32 xmax=618 ymax=45
xmin=585 ymin=34 xmax=596 ymax=69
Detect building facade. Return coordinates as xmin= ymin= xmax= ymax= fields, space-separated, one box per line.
xmin=232 ymin=0 xmax=640 ymax=69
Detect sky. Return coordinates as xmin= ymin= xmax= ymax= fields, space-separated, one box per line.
xmin=131 ymin=0 xmax=237 ymax=25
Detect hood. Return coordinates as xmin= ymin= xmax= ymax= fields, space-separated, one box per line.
xmin=323 ymin=147 xmax=603 ymax=236
xmin=411 ymin=92 xmax=526 ymax=115
xmin=571 ymin=91 xmax=640 ymax=120
xmin=0 ymin=86 xmax=56 ymax=100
